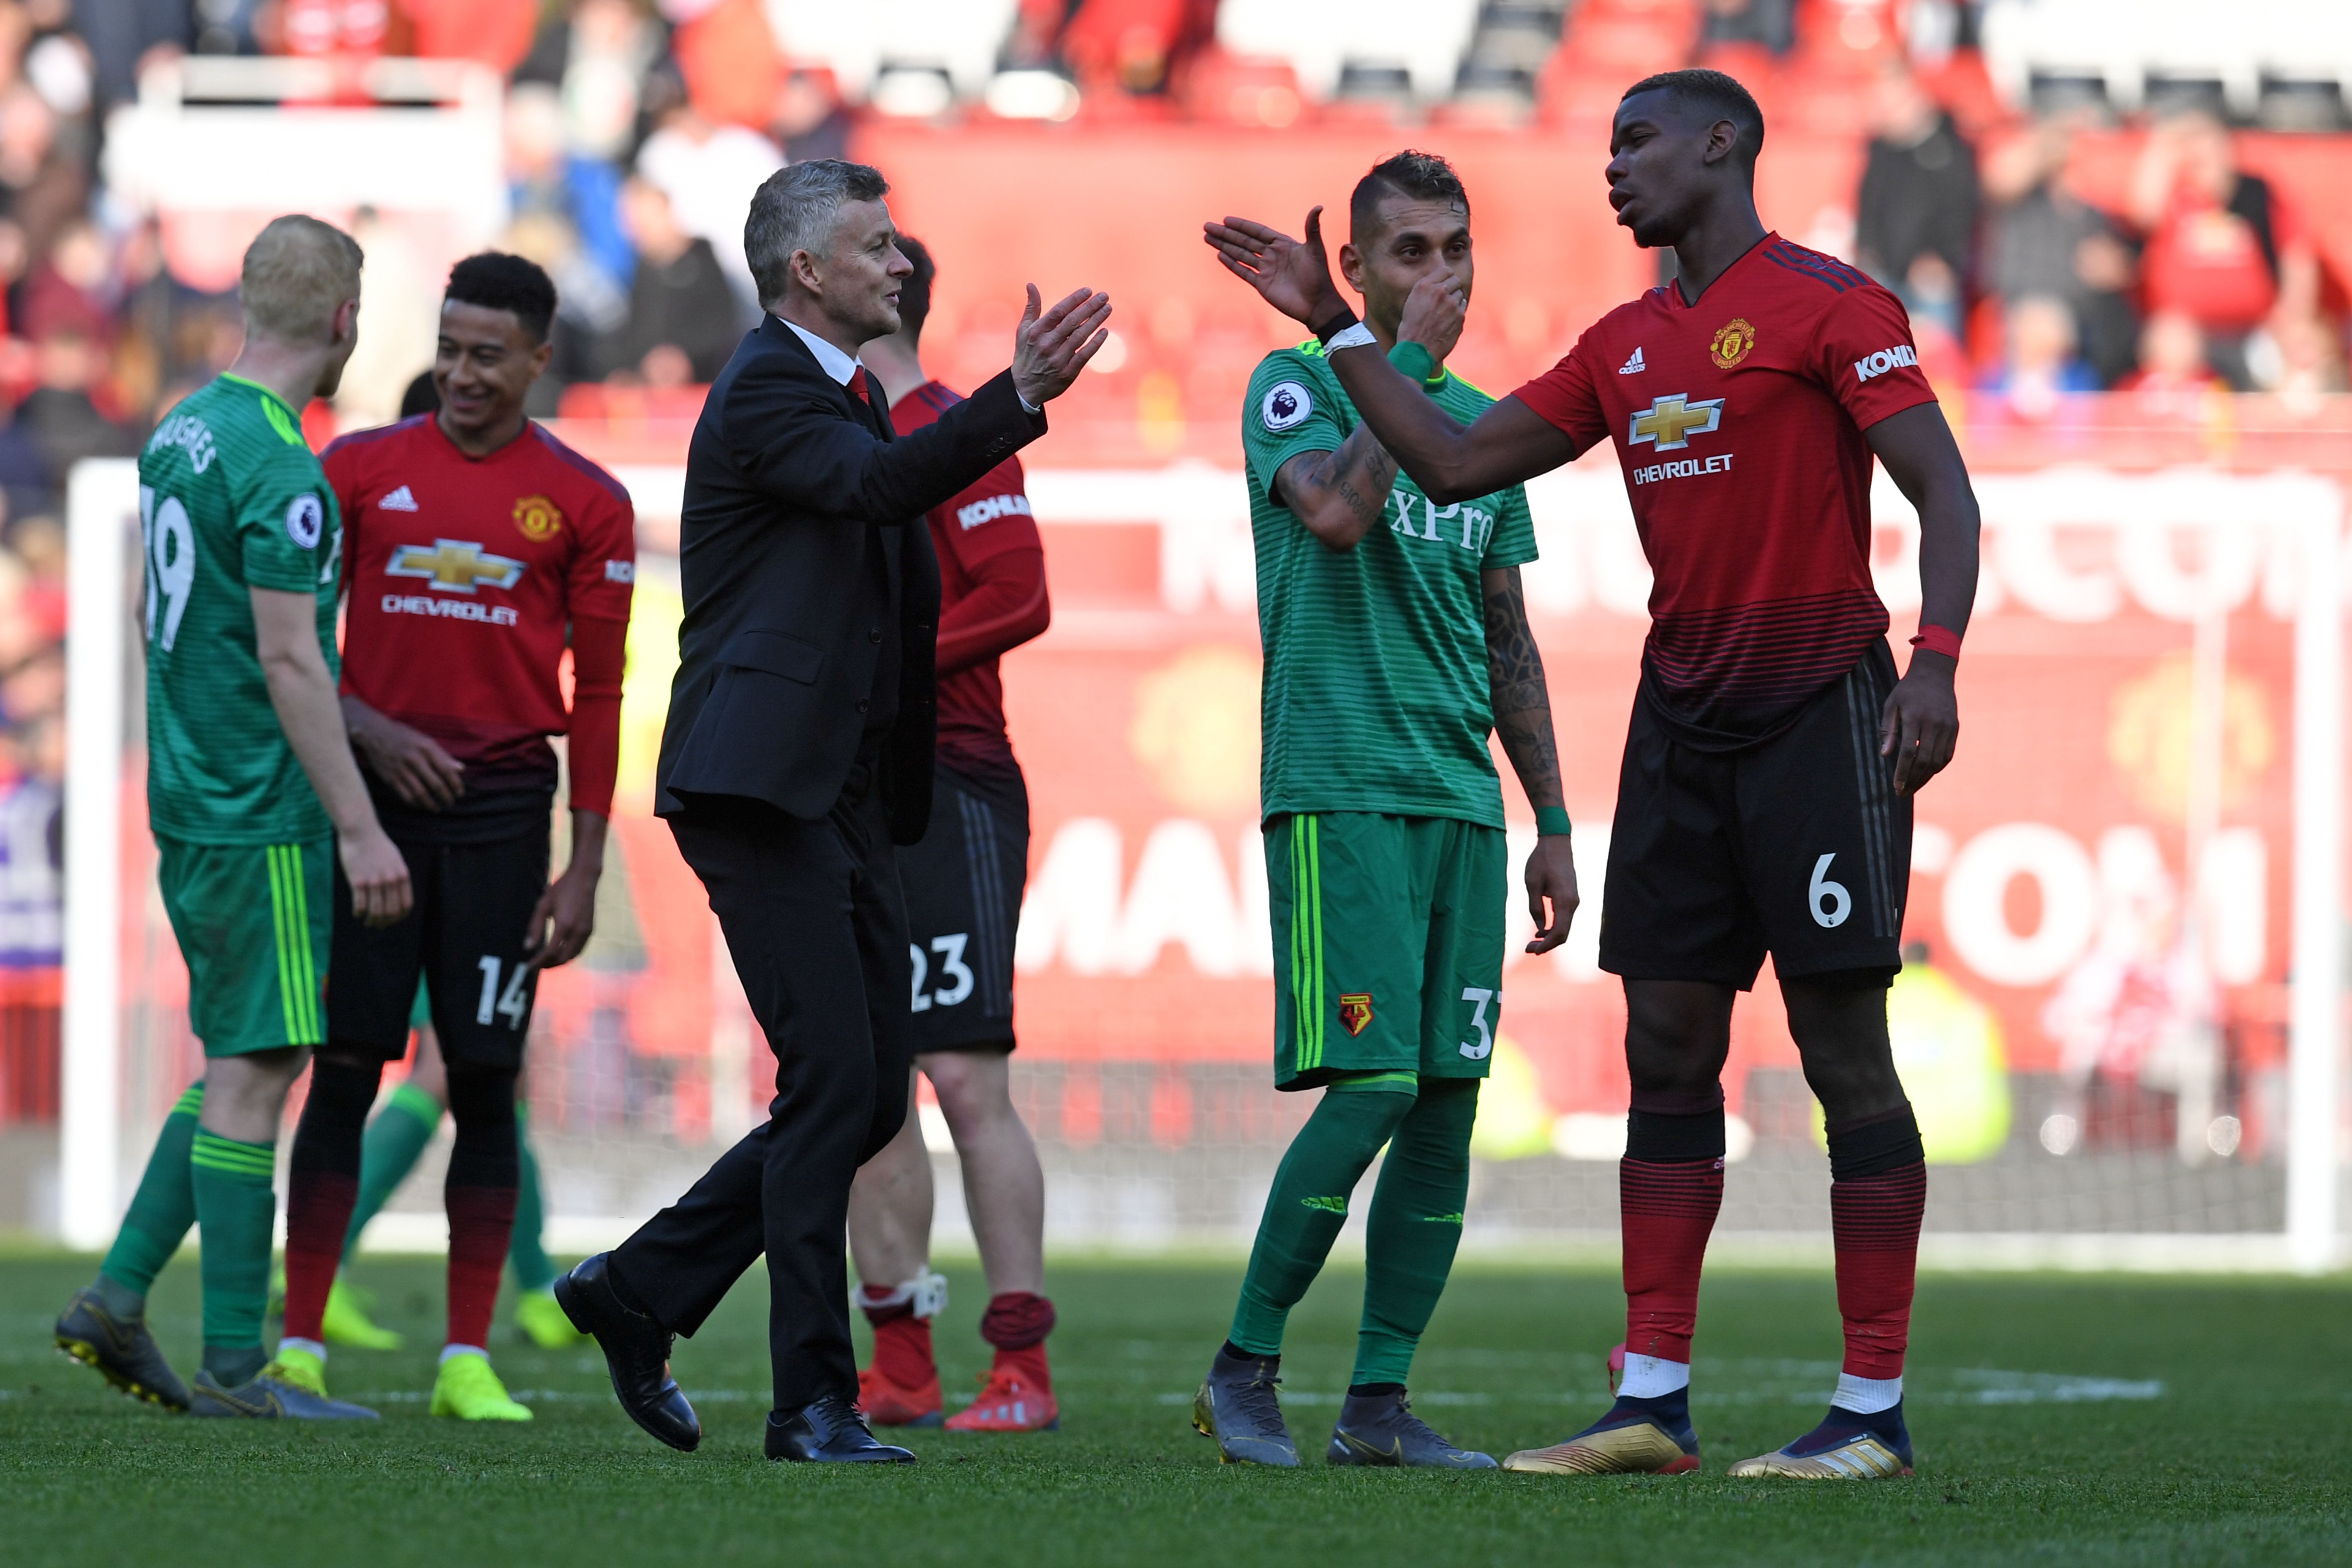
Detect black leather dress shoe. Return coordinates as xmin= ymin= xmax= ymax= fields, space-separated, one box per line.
xmin=766 ymin=1394 xmax=917 ymax=1463
xmin=553 ymin=1253 xmax=701 ymax=1452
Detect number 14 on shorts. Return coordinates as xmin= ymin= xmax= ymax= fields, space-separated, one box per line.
xmin=475 ymin=956 xmax=530 ymax=1029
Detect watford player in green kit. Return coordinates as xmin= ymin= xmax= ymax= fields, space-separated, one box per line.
xmin=54 ymin=216 xmax=413 ymax=1418
xmin=1191 ymin=153 xmax=1581 ymax=1467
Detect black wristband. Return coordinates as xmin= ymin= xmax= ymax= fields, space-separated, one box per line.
xmin=1311 ymin=304 xmax=1359 ymax=345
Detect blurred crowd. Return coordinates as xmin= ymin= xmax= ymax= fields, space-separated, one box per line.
xmin=1855 ymin=64 xmax=2345 ymax=419
xmin=0 ymin=1 xmax=2322 ymax=821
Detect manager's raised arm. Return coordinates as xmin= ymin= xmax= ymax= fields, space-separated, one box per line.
xmin=726 ymin=162 xmax=1109 ymax=517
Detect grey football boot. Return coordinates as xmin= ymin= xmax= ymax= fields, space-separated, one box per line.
xmin=55 ymin=1287 xmax=190 ymax=1411
xmin=190 ymin=1363 xmax=380 ymax=1419
xmin=1192 ymin=1346 xmax=1300 ymax=1466
xmin=1327 ymin=1389 xmax=1498 ymax=1468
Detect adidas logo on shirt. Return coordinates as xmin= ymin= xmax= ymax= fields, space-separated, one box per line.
xmin=1618 ymin=347 xmax=1645 ymax=375
xmin=378 ymin=485 xmax=419 ymax=512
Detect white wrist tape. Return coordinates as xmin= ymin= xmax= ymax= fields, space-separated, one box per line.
xmin=1324 ymin=322 xmax=1378 ymax=352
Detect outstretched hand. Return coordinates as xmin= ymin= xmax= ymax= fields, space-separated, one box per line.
xmin=1398 ymin=268 xmax=1467 ymax=365
xmin=1010 ymin=284 xmax=1113 ymax=407
xmin=1203 ymin=208 xmax=1349 ymax=327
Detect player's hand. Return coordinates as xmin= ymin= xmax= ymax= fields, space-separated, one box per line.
xmin=1203 ymin=208 xmax=1349 ymax=328
xmin=1010 ymin=284 xmax=1112 ymax=407
xmin=1524 ymin=835 xmax=1580 ymax=955
xmin=340 ymin=825 xmax=413 ymax=928
xmin=1398 ymin=269 xmax=1467 ymax=366
xmin=522 ymin=862 xmax=599 ymax=970
xmin=1881 ymin=650 xmax=1958 ymax=795
xmin=348 ymin=707 xmax=464 ymax=811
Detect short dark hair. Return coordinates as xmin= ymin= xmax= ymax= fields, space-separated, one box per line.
xmin=894 ymin=233 xmax=936 ymax=344
xmin=745 ymin=158 xmax=891 ymax=308
xmin=1621 ymin=68 xmax=1766 ymax=168
xmin=444 ymin=251 xmax=558 ymax=343
xmin=1349 ymin=150 xmax=1469 ymax=241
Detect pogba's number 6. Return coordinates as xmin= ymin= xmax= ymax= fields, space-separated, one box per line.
xmin=1808 ymin=853 xmax=1851 ymax=929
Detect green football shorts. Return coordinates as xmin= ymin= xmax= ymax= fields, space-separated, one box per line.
xmin=155 ymin=836 xmax=332 ymax=1058
xmin=1266 ymin=812 xmax=1508 ymax=1091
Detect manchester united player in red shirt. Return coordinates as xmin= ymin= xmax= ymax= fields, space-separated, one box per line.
xmin=841 ymin=237 xmax=1060 ymax=1433
xmin=281 ymin=253 xmax=635 ymax=1421
xmin=1207 ymin=69 xmax=1981 ymax=1480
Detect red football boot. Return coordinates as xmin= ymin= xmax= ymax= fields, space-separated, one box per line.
xmin=945 ymin=1346 xmax=1058 ymax=1432
xmin=857 ymin=1361 xmax=943 ymax=1428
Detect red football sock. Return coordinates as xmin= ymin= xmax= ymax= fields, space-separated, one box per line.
xmin=980 ymin=1292 xmax=1056 ymax=1390
xmin=860 ymin=1287 xmax=936 ymax=1389
xmin=282 ymin=1171 xmax=358 ymax=1345
xmin=1831 ymin=1162 xmax=1926 ymax=1378
xmin=444 ymin=1185 xmax=517 ymax=1350
xmin=1619 ymin=1158 xmax=1723 ymax=1364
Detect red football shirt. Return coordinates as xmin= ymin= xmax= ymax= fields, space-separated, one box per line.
xmin=1514 ymin=234 xmax=1938 ymax=746
xmin=891 ymin=380 xmax=1050 ymax=777
xmin=323 ymin=414 xmax=636 ymax=812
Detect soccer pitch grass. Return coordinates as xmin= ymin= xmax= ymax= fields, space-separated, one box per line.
xmin=3 ymin=1250 xmax=2347 ymax=1566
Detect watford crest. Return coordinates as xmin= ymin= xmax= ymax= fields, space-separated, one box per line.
xmin=1337 ymin=994 xmax=1374 ymax=1037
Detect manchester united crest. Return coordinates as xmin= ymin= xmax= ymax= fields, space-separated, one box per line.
xmin=1338 ymin=994 xmax=1374 ymax=1037
xmin=512 ymin=493 xmax=564 ymax=542
xmin=1710 ymin=317 xmax=1757 ymax=369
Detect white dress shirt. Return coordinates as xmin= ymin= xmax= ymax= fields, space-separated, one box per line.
xmin=776 ymin=315 xmax=862 ymax=386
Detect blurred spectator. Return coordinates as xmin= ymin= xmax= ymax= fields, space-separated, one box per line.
xmin=1702 ymin=0 xmax=1796 ymax=55
xmin=16 ymin=215 xmax=112 ymax=347
xmin=666 ymin=0 xmax=782 ymax=133
xmin=2250 ymin=313 xmax=2350 ymax=411
xmin=498 ymin=212 xmax=618 ymax=411
xmin=1977 ymin=294 xmax=2098 ymax=419
xmin=633 ymin=103 xmax=779 ymax=324
xmin=512 ymin=0 xmax=664 ymax=160
xmin=2130 ymin=108 xmax=2319 ymax=389
xmin=772 ymin=67 xmax=848 ymax=164
xmin=2112 ymin=311 xmax=2223 ymax=420
xmin=1981 ymin=116 xmax=2139 ymax=387
xmin=506 ymin=81 xmax=632 ymax=322
xmin=278 ymin=0 xmax=387 ymax=59
xmin=1855 ymin=66 xmax=1977 ymax=338
xmin=0 ymin=81 xmax=84 ymax=265
xmin=77 ymin=0 xmax=190 ymax=114
xmin=604 ymin=176 xmax=735 ymax=384
xmin=14 ymin=330 xmax=128 ymax=486
xmin=392 ymin=0 xmax=541 ymax=76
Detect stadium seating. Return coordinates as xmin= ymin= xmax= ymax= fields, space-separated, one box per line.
xmin=764 ymin=0 xmax=1021 ymax=103
xmin=1215 ymin=0 xmax=1485 ymax=103
xmin=1981 ymin=0 xmax=2352 ymax=124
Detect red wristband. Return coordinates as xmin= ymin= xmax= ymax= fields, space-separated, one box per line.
xmin=1909 ymin=624 xmax=1963 ymax=660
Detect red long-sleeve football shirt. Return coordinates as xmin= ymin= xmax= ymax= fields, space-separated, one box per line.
xmin=893 ymin=380 xmax=1049 ymax=776
xmin=323 ymin=414 xmax=636 ymax=821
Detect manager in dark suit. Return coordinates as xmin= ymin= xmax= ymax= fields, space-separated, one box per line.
xmin=557 ymin=159 xmax=1109 ymax=1464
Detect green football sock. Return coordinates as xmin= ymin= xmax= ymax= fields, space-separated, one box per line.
xmin=191 ymin=1127 xmax=278 ymax=1379
xmin=507 ymin=1105 xmax=557 ymax=1292
xmin=341 ymin=1081 xmax=443 ymax=1262
xmin=1228 ymin=1074 xmax=1418 ymax=1357
xmin=96 ymin=1083 xmax=205 ymax=1305
xmin=1353 ymin=1078 xmax=1479 ymax=1388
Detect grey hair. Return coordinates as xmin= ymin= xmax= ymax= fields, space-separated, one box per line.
xmin=744 ymin=158 xmax=891 ymax=308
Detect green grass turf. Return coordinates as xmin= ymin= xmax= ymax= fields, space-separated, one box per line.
xmin=2 ymin=1249 xmax=2347 ymax=1566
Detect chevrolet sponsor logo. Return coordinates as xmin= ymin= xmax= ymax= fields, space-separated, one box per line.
xmin=1627 ymin=394 xmax=1725 ymax=452
xmin=386 ymin=539 xmax=525 ymax=594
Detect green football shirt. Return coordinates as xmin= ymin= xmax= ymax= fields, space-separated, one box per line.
xmin=138 ymin=373 xmax=343 ymax=845
xmin=1243 ymin=340 xmax=1538 ymax=828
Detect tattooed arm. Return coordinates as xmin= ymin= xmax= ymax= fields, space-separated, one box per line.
xmin=1483 ymin=565 xmax=1580 ymax=954
xmin=1272 ymin=423 xmax=1398 ymax=551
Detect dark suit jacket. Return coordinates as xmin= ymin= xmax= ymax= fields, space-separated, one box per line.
xmin=656 ymin=316 xmax=1045 ymax=842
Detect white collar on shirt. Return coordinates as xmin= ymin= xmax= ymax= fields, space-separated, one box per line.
xmin=774 ymin=315 xmax=862 ymax=386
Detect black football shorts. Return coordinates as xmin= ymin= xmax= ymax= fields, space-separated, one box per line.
xmin=327 ymin=823 xmax=552 ymax=1069
xmin=1599 ymin=642 xmax=1911 ymax=989
xmin=899 ymin=762 xmax=1029 ymax=1053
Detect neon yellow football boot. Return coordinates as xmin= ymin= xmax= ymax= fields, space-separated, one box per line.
xmin=512 ymin=1286 xmax=585 ymax=1350
xmin=431 ymin=1350 xmax=534 ymax=1421
xmin=322 ymin=1277 xmax=406 ymax=1351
